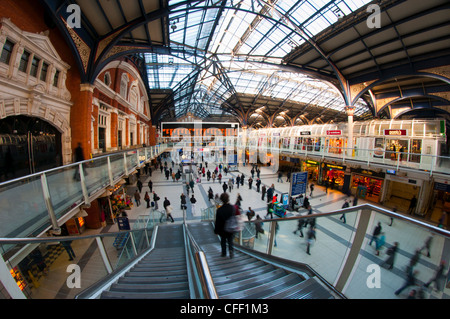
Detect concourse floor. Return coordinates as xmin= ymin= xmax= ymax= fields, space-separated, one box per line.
xmin=30 ymin=157 xmax=450 ymax=299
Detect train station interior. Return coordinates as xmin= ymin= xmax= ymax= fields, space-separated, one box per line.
xmin=0 ymin=0 xmax=449 ymax=303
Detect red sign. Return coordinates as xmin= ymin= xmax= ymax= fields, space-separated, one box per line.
xmin=384 ymin=129 xmax=407 ymax=136
xmin=326 ymin=130 xmax=342 ymax=136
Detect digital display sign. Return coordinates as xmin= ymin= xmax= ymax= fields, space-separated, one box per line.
xmin=161 ymin=122 xmax=239 ymax=138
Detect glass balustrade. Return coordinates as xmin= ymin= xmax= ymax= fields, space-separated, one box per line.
xmin=0 ymin=144 xmax=167 ymax=245
xmin=0 ymin=211 xmax=164 ymax=299
xmin=232 ymin=205 xmax=450 ymax=299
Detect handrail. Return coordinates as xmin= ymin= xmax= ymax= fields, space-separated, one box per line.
xmin=239 ymin=203 xmax=450 ymax=237
xmin=183 ymin=223 xmax=218 ymax=299
xmin=233 ymin=244 xmax=347 ymax=299
xmin=74 ymin=226 xmax=159 ymax=299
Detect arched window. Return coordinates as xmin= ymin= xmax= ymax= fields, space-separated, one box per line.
xmin=120 ymin=73 xmax=129 ymax=99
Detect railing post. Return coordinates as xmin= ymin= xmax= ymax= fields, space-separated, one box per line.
xmin=267 ymin=220 xmax=276 ymax=255
xmin=123 ymin=153 xmax=128 ymax=176
xmin=334 ymin=207 xmax=372 ymax=293
xmin=0 ymin=253 xmax=26 ymax=299
xmin=40 ymin=173 xmax=60 ymax=232
xmin=107 ymin=157 xmax=114 ymax=186
xmin=95 ymin=237 xmax=113 ymax=274
xmin=79 ymin=163 xmax=90 ymax=206
xmin=129 ymin=232 xmax=138 ymax=256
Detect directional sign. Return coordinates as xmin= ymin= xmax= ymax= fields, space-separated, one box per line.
xmin=290 ymin=172 xmax=308 ymax=197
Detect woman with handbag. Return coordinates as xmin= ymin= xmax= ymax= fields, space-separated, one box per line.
xmin=163 ymin=197 xmax=174 ymax=222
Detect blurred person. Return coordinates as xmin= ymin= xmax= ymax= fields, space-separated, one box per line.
xmin=214 ymin=193 xmax=236 ymax=258
xmin=380 ymin=242 xmax=398 ymax=270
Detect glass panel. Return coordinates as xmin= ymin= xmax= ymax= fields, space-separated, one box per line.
xmin=83 ymin=157 xmax=110 ymax=196
xmin=345 ymin=211 xmax=450 ymax=299
xmin=46 ymin=166 xmax=84 ymax=219
xmin=0 ymin=176 xmax=49 ymax=240
xmin=1 ymin=237 xmax=109 ymax=299
xmin=242 ymin=208 xmax=450 ymax=299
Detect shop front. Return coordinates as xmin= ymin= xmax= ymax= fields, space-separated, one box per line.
xmin=429 ymin=180 xmax=450 ymax=225
xmin=382 ymin=174 xmax=422 ymax=214
xmin=302 ymin=160 xmax=319 ymax=182
xmin=322 ymin=163 xmax=346 ymax=190
xmin=350 ymin=168 xmax=385 ymax=202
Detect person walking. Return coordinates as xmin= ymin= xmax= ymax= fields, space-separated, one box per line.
xmin=137 ymin=179 xmax=143 ymax=193
xmin=380 ymin=242 xmax=398 ymax=270
xmin=309 ymin=183 xmax=314 ymax=197
xmin=222 ymin=181 xmax=228 ymax=193
xmin=340 ymin=199 xmax=350 ymax=223
xmin=421 ymin=234 xmax=434 ymax=258
xmin=189 ymin=179 xmax=195 ymax=193
xmin=236 ymin=175 xmax=240 ymax=189
xmin=424 ymin=260 xmax=446 ymax=291
xmin=293 ymin=218 xmax=306 ymax=237
xmin=163 ymin=197 xmax=174 ymax=222
xmin=235 ymin=193 xmax=242 ymax=208
xmin=261 ymin=184 xmax=267 ymax=201
xmin=255 ymin=215 xmax=264 ymax=238
xmin=214 ymin=193 xmax=236 ymax=258
xmin=190 ymin=195 xmax=197 ymax=216
xmin=375 ymin=232 xmax=386 ymax=256
xmin=144 ymin=191 xmax=151 ymax=208
xmin=180 ymin=193 xmax=187 ymax=210
xmin=409 ymin=249 xmax=421 ymax=269
xmin=134 ymin=190 xmax=141 ymax=207
xmin=248 ymin=177 xmax=253 ymax=190
xmin=395 ymin=267 xmax=419 ymax=296
xmin=148 ymin=180 xmax=153 ymax=193
xmin=407 ymin=195 xmax=417 ymax=215
xmin=306 ymin=226 xmax=316 ymax=255
xmin=369 ymin=222 xmax=382 ymax=246
xmin=153 ymin=191 xmax=160 ymax=210
xmin=228 ymin=178 xmax=234 ymax=192
xmin=266 ymin=202 xmax=274 ymax=219
xmin=256 ymin=178 xmax=261 ymax=192
xmin=277 ymin=171 xmax=283 ymax=183
xmin=240 ymin=173 xmax=245 ymax=186
xmin=62 ymin=240 xmax=76 ymax=261
xmin=266 ymin=185 xmax=274 ymax=204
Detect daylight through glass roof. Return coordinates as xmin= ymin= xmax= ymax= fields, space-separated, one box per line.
xmin=145 ymin=0 xmax=373 ymax=122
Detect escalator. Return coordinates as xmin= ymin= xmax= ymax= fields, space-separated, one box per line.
xmin=100 ymin=224 xmax=189 ymax=299
xmin=98 ymin=221 xmax=340 ymax=299
xmin=187 ymin=222 xmax=339 ymax=299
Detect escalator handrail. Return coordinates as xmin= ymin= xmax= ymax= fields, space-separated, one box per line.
xmin=183 ymin=223 xmax=218 ymax=299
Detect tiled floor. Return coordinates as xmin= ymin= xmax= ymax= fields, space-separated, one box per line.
xmin=29 ymin=156 xmax=450 ymax=299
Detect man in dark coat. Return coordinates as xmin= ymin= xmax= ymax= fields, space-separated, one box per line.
xmin=266 ymin=185 xmax=274 ymax=203
xmin=214 ymin=193 xmax=235 ymax=258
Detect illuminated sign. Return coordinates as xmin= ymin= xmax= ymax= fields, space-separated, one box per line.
xmin=384 ymin=129 xmax=407 ymax=136
xmin=161 ymin=122 xmax=239 ymax=138
xmin=326 ymin=130 xmax=342 ymax=136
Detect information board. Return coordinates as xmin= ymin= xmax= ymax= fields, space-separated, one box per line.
xmin=290 ymin=172 xmax=308 ymax=197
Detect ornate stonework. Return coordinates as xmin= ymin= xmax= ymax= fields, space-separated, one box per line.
xmin=63 ymin=18 xmax=90 ymax=73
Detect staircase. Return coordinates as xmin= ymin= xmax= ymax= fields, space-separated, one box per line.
xmin=187 ymin=222 xmax=336 ymax=299
xmin=100 ymin=224 xmax=190 ymax=299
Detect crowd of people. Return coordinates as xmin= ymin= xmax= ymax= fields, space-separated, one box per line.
xmin=128 ymin=154 xmax=446 ymax=299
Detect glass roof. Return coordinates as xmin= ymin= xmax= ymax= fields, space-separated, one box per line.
xmin=145 ymin=0 xmax=373 ymax=121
